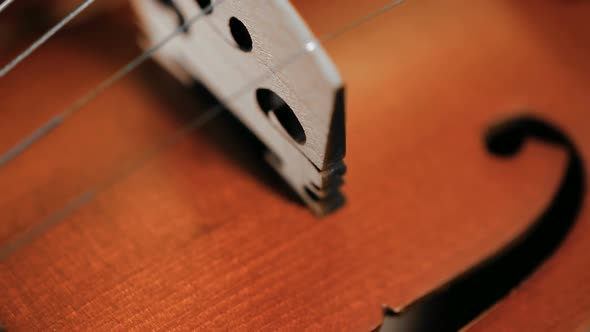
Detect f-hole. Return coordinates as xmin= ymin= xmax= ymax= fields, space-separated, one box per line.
xmin=375 ymin=115 xmax=586 ymax=332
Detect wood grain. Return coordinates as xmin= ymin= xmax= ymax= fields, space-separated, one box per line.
xmin=1 ymin=0 xmax=589 ymax=330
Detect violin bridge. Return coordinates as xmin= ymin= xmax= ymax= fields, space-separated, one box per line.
xmin=132 ymin=0 xmax=346 ymax=216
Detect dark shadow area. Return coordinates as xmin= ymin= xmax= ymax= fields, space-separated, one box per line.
xmin=134 ymin=58 xmax=302 ymax=207
xmin=72 ymin=7 xmax=303 ymax=207
xmin=0 ymin=8 xmax=301 ymax=260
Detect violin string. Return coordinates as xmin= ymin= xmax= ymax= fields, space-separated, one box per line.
xmin=0 ymin=0 xmax=96 ymax=78
xmin=0 ymin=0 xmax=406 ymax=260
xmin=0 ymin=108 xmax=222 ymax=261
xmin=0 ymin=0 xmax=15 ymax=15
xmin=0 ymin=0 xmax=222 ymax=168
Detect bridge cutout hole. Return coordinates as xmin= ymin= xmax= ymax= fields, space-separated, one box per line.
xmin=256 ymin=88 xmax=306 ymax=145
xmin=229 ymin=17 xmax=253 ymax=52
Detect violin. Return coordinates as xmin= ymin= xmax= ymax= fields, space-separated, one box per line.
xmin=1 ymin=0 xmax=590 ymax=330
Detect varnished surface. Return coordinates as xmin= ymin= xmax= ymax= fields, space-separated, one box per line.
xmin=1 ymin=1 xmax=590 ymax=330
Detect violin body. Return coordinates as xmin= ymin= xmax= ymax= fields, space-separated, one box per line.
xmin=1 ymin=1 xmax=590 ymax=330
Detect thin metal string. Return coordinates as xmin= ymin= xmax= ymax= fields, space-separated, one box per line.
xmin=0 ymin=0 xmax=96 ymax=78
xmin=0 ymin=0 xmax=406 ymax=260
xmin=0 ymin=108 xmax=222 ymax=261
xmin=0 ymin=0 xmax=223 ymax=168
xmin=0 ymin=0 xmax=15 ymax=15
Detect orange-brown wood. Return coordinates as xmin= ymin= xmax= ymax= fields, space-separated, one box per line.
xmin=1 ymin=1 xmax=590 ymax=330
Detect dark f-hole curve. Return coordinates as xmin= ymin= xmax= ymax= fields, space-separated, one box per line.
xmin=375 ymin=115 xmax=586 ymax=332
xmin=256 ymin=88 xmax=307 ymax=144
